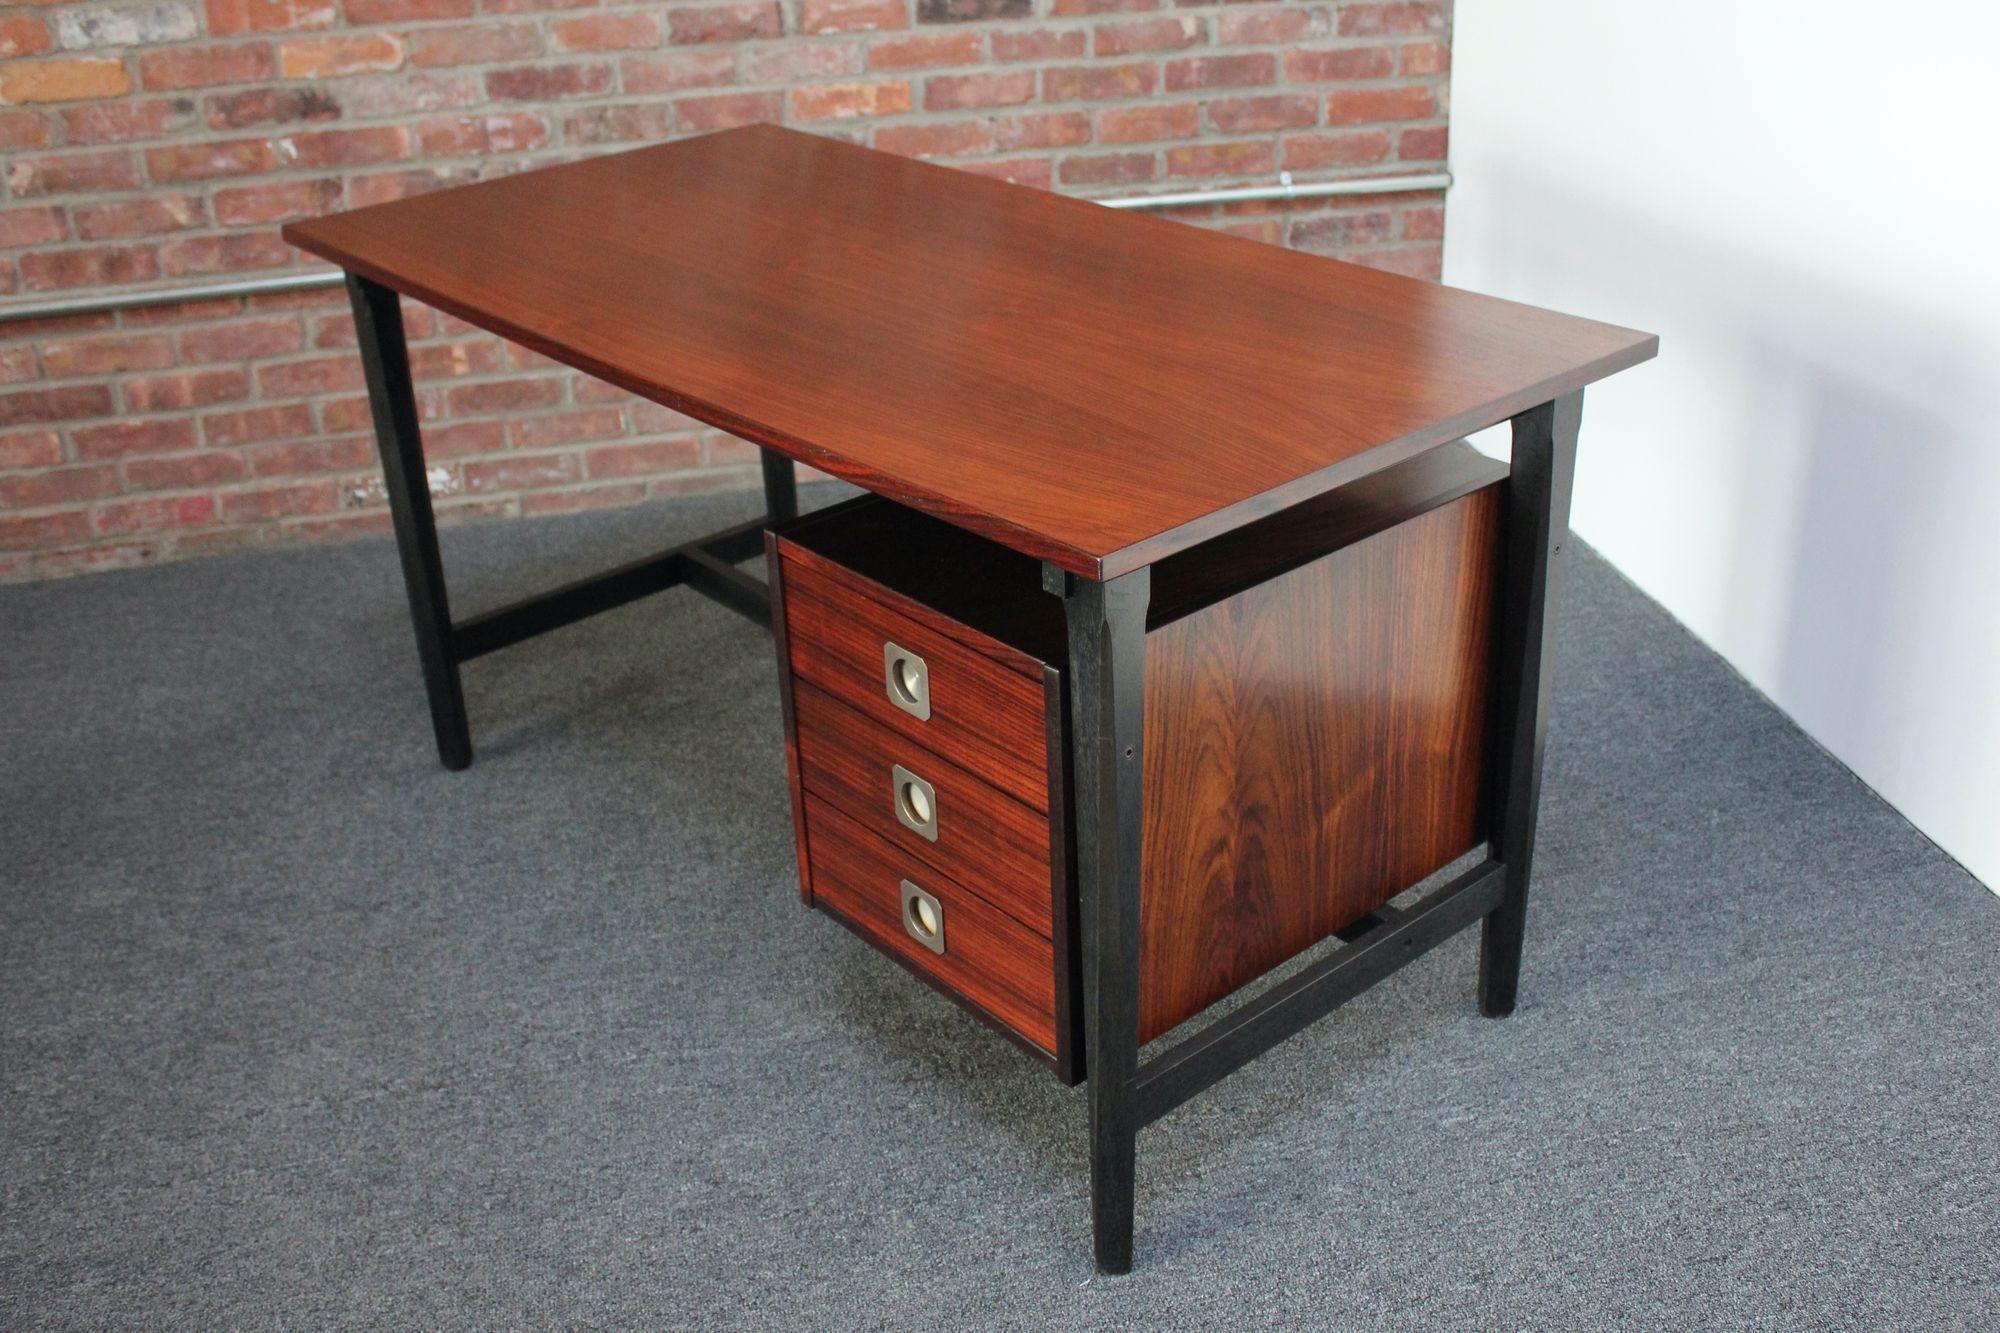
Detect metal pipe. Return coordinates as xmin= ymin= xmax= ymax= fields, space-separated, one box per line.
xmin=0 ymin=169 xmax=1452 ymax=326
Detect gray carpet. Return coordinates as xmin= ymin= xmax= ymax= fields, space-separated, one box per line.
xmin=2 ymin=485 xmax=1995 ymax=1330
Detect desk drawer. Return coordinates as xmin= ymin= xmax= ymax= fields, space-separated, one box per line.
xmin=803 ymin=795 xmax=1058 ymax=1057
xmin=792 ymin=680 xmax=1055 ymax=938
xmin=777 ymin=541 xmax=1051 ymax=812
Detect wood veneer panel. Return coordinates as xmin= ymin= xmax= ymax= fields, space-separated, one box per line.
xmin=792 ymin=681 xmax=1055 ymax=937
xmin=285 ymin=125 xmax=1656 ymax=577
xmin=805 ymin=796 xmax=1058 ymax=1056
xmin=1136 ymin=484 xmax=1504 ymax=1042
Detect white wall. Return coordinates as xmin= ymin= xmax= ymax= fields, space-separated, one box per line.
xmin=1445 ymin=1 xmax=2000 ymax=890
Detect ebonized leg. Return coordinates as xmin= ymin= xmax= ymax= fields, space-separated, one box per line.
xmin=348 ymin=273 xmax=471 ymax=772
xmin=1049 ymin=563 xmax=1152 ymax=1274
xmin=1480 ymin=390 xmax=1583 ymax=1016
xmin=760 ymin=447 xmax=798 ymax=524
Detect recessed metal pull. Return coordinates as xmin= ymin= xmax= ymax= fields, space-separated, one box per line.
xmin=901 ymin=880 xmax=945 ymax=954
xmin=883 ymin=641 xmax=930 ymax=720
xmin=892 ymin=764 xmax=938 ymax=842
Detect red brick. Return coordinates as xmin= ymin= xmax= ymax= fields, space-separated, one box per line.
xmin=954 ymin=157 xmax=1050 ymax=188
xmin=413 ymin=419 xmax=503 ymax=458
xmin=464 ymin=452 xmax=580 ymax=493
xmin=409 ymin=340 xmax=506 ymax=380
xmin=1207 ymin=93 xmax=1318 ymax=133
xmin=1326 ymin=84 xmax=1434 ymax=124
xmin=551 ymin=13 xmax=661 ymax=51
xmin=0 ymin=512 xmax=91 ymax=551
xmin=4 ymin=150 xmax=141 ymax=197
xmin=1043 ymin=62 xmax=1155 ymax=101
xmin=202 ymin=403 xmax=314 ymax=446
xmin=671 ymin=2 xmax=784 ymax=42
xmin=1050 ymin=0 xmax=1155 ymax=12
xmin=557 ymin=103 xmax=671 ymax=145
xmin=242 ymin=436 xmax=375 ymax=476
xmin=800 ymin=0 xmax=905 ymax=33
xmin=1285 ymin=45 xmax=1394 ymax=82
xmin=992 ymin=110 xmax=1091 ymax=150
xmin=61 ymin=100 xmax=195 ymax=144
xmin=0 ymin=206 xmax=67 ymax=248
xmin=279 ymin=126 xmax=411 ymax=168
xmin=507 ymin=407 xmax=625 ymax=449
xmin=1166 ymin=139 xmax=1274 ymax=178
xmin=41 ymin=334 xmax=175 ymax=378
xmin=72 ymin=416 xmax=197 ymax=459
xmin=19 ymin=245 xmax=160 ymax=292
xmin=406 ymin=25 xmax=542 ymax=68
xmin=1401 ymin=39 xmax=1448 ymax=75
xmin=0 ymin=16 xmax=52 ymax=60
xmin=0 ymin=348 xmax=31 ymax=386
xmin=204 ymin=84 xmax=340 ymax=130
xmin=1058 ymin=150 xmax=1155 ymax=186
xmin=989 ymin=28 xmax=1086 ymax=62
xmin=521 ymin=482 xmax=646 ymax=516
xmin=125 ymin=369 xmax=249 ymax=412
xmin=124 ymin=452 xmax=249 ymax=491
xmin=742 ymin=40 xmax=865 ymax=83
xmin=146 ymin=139 xmax=279 ymax=182
xmin=0 ymin=430 xmax=64 ymax=470
xmin=789 ymin=80 xmax=911 ymax=120
xmin=1398 ymin=124 xmax=1447 ymax=160
xmin=2 ymin=386 xmax=114 ymax=429
xmin=0 ymin=466 xmax=120 ymax=510
xmin=1094 ymin=16 xmax=1202 ymax=55
xmin=214 ymin=179 xmax=342 ymax=226
xmin=179 ymin=319 xmax=304 ymax=363
xmin=585 ymin=438 xmax=700 ymax=478
xmin=445 ymin=377 xmax=564 ymax=416
xmin=874 ymin=120 xmax=994 ymax=158
xmin=1402 ymin=204 xmax=1443 ymax=240
xmin=925 ymin=70 xmax=1034 ymax=111
xmin=0 ymin=58 xmax=131 ymax=104
xmin=256 ymin=356 xmax=366 ymax=398
xmin=919 ymin=0 xmax=1029 ymax=20
xmin=1164 ymin=54 xmax=1275 ymax=91
xmin=1216 ymin=7 xmax=1327 ymax=44
xmin=0 ymin=110 xmax=51 ymax=151
xmin=279 ymin=34 xmax=405 ymax=78
xmin=219 ymin=482 xmax=335 ymax=522
xmin=160 ymin=233 xmax=293 ymax=276
xmin=1281 ymin=128 xmax=1388 ymax=169
xmin=619 ymin=51 xmax=737 ymax=93
xmin=1336 ymin=2 xmax=1445 ymax=37
xmin=868 ymin=32 xmax=981 ymax=70
xmin=1096 ymin=102 xmax=1196 ymax=143
xmin=626 ymin=401 xmax=704 ymax=433
xmin=418 ymin=112 xmax=549 ymax=155
xmin=346 ymin=168 xmax=474 ymax=207
xmin=485 ymin=63 xmax=613 ymax=101
xmin=1289 ymin=208 xmax=1395 ymax=251
xmin=206 ymin=0 xmax=336 ymax=36
xmin=343 ymin=0 xmax=473 ymax=21
xmin=138 ymin=43 xmax=276 ymax=91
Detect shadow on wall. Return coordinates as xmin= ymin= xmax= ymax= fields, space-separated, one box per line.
xmin=1459 ymin=169 xmax=2000 ymax=885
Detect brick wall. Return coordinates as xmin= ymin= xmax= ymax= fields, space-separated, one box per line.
xmin=0 ymin=0 xmax=1451 ymax=581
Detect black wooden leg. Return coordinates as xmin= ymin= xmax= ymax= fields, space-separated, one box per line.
xmin=1480 ymin=390 xmax=1583 ymax=1017
xmin=1049 ymin=563 xmax=1152 ymax=1274
xmin=348 ymin=273 xmax=471 ymax=772
xmin=760 ymin=446 xmax=797 ymax=524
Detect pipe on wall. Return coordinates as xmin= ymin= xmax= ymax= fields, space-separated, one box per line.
xmin=0 ymin=170 xmax=1452 ymax=326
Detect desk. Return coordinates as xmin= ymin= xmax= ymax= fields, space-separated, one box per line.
xmin=285 ymin=125 xmax=1656 ymax=1272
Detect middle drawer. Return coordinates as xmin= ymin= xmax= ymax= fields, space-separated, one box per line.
xmin=791 ymin=679 xmax=1056 ymax=938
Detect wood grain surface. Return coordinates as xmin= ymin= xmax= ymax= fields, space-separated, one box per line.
xmin=1137 ymin=484 xmax=1504 ymax=1041
xmin=286 ymin=125 xmax=1656 ymax=576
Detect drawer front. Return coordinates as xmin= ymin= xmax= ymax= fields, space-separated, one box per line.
xmin=804 ymin=795 xmax=1056 ymax=1056
xmin=778 ymin=542 xmax=1051 ymax=812
xmin=793 ymin=680 xmax=1054 ymax=938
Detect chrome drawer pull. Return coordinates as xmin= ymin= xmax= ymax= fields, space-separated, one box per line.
xmin=883 ymin=641 xmax=931 ymax=720
xmin=901 ymin=880 xmax=945 ymax=954
xmin=892 ymin=764 xmax=938 ymax=842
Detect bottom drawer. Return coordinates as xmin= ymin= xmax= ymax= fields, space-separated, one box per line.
xmin=803 ymin=795 xmax=1059 ymax=1059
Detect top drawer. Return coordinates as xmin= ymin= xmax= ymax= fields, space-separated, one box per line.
xmin=776 ymin=540 xmax=1052 ymax=813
